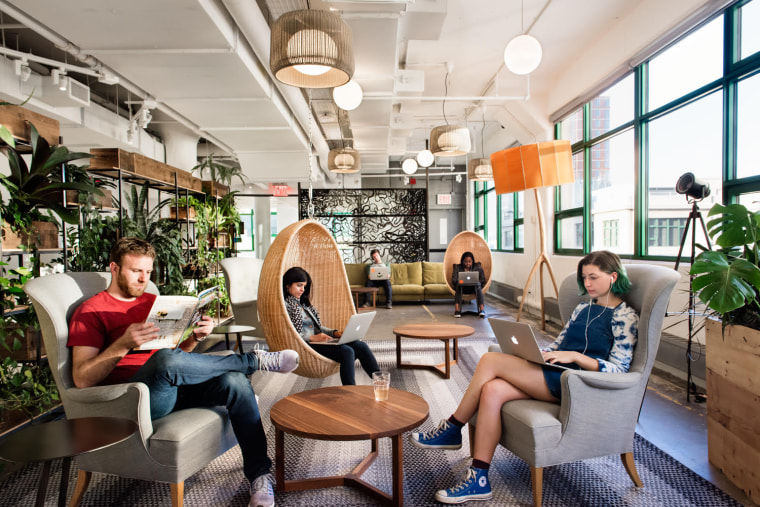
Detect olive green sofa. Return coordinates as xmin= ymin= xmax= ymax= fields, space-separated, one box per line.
xmin=344 ymin=261 xmax=454 ymax=302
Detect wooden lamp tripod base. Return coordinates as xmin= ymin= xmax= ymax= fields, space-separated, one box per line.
xmin=516 ymin=188 xmax=559 ymax=330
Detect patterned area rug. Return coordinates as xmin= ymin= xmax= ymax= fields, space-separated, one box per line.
xmin=0 ymin=338 xmax=742 ymax=506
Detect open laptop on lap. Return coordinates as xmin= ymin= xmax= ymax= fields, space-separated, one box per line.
xmin=488 ymin=318 xmax=568 ymax=370
xmin=322 ymin=311 xmax=376 ymax=345
xmin=458 ymin=271 xmax=480 ymax=286
xmin=369 ymin=265 xmax=390 ymax=280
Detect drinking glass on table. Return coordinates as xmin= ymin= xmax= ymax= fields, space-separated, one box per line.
xmin=372 ymin=370 xmax=390 ymax=401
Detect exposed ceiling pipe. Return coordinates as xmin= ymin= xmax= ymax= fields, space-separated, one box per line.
xmin=0 ymin=0 xmax=237 ymax=156
xmin=220 ymin=0 xmax=336 ymax=183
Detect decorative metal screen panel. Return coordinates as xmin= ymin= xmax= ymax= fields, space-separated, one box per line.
xmin=299 ymin=188 xmax=427 ymax=263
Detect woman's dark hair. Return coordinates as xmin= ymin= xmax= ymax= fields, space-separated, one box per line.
xmin=283 ymin=266 xmax=312 ymax=306
xmin=576 ymin=250 xmax=631 ymax=296
xmin=460 ymin=251 xmax=475 ymax=266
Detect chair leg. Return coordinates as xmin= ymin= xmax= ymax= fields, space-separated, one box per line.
xmin=467 ymin=423 xmax=475 ymax=458
xmin=621 ymin=452 xmax=643 ymax=487
xmin=68 ymin=470 xmax=91 ymax=507
xmin=170 ymin=482 xmax=184 ymax=507
xmin=531 ymin=467 xmax=543 ymax=507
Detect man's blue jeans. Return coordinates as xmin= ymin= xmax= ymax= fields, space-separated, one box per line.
xmin=364 ymin=279 xmax=392 ymax=304
xmin=129 ymin=348 xmax=271 ymax=481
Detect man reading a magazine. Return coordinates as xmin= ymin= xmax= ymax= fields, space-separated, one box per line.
xmin=68 ymin=237 xmax=299 ymax=507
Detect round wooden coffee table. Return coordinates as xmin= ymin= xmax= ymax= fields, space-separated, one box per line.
xmin=0 ymin=417 xmax=137 ymax=507
xmin=393 ymin=323 xmax=475 ymax=379
xmin=270 ymin=385 xmax=428 ymax=506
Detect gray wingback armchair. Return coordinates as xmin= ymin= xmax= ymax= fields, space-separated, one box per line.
xmin=219 ymin=256 xmax=264 ymax=333
xmin=24 ymin=272 xmax=237 ymax=507
xmin=469 ymin=264 xmax=680 ymax=506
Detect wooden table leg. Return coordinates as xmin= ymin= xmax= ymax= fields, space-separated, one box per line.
xmin=453 ymin=338 xmax=459 ymax=361
xmin=58 ymin=456 xmax=72 ymax=507
xmin=36 ymin=460 xmax=52 ymax=507
xmin=395 ymin=334 xmax=402 ymax=368
xmin=443 ymin=339 xmax=451 ymax=379
xmin=392 ymin=434 xmax=403 ymax=507
xmin=372 ymin=290 xmax=377 ymax=309
xmin=275 ymin=429 xmax=285 ymax=491
xmin=236 ymin=332 xmax=244 ymax=353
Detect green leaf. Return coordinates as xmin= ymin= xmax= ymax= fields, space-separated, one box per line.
xmin=0 ymin=125 xmax=15 ymax=148
xmin=691 ymin=252 xmax=760 ymax=314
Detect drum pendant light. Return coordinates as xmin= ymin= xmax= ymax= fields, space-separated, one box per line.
xmin=328 ymin=147 xmax=361 ymax=173
xmin=429 ymin=65 xmax=471 ymax=157
xmin=270 ymin=9 xmax=354 ymax=88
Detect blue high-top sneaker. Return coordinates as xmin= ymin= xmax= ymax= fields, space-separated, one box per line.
xmin=434 ymin=467 xmax=493 ymax=504
xmin=410 ymin=419 xmax=462 ymax=449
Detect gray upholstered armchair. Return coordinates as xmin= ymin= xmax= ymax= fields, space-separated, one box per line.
xmin=24 ymin=272 xmax=237 ymax=507
xmin=469 ymin=264 xmax=680 ymax=506
xmin=219 ymin=256 xmax=264 ymax=333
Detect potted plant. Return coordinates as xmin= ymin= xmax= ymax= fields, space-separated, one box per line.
xmin=690 ymin=202 xmax=760 ymax=503
xmin=192 ymin=153 xmax=245 ymax=189
xmin=0 ymin=123 xmax=100 ymax=253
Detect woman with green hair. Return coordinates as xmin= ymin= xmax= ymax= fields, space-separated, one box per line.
xmin=410 ymin=250 xmax=638 ymax=504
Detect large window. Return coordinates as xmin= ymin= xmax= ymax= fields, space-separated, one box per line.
xmin=554 ymin=1 xmax=760 ymax=259
xmin=474 ymin=182 xmax=523 ymax=252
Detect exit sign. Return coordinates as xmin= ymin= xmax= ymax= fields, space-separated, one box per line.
xmin=437 ymin=194 xmax=452 ymax=205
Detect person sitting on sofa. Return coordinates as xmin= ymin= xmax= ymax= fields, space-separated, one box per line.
xmin=284 ymin=266 xmax=381 ymax=385
xmin=362 ymin=248 xmax=392 ymax=309
xmin=452 ymin=251 xmax=486 ymax=318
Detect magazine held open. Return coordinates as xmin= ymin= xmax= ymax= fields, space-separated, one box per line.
xmin=135 ymin=286 xmax=219 ymax=350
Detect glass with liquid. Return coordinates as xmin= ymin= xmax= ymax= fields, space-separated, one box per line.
xmin=372 ymin=370 xmax=390 ymax=401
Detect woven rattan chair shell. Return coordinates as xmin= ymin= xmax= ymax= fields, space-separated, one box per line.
xmin=258 ymin=219 xmax=355 ymax=378
xmin=443 ymin=230 xmax=493 ymax=297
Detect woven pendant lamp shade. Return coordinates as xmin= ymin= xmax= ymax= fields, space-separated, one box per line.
xmin=467 ymin=158 xmax=493 ymax=181
xmin=270 ymin=10 xmax=354 ymax=89
xmin=430 ymin=124 xmax=471 ymax=157
xmin=328 ymin=148 xmax=360 ymax=173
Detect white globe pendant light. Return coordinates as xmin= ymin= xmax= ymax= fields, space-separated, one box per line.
xmin=333 ymin=80 xmax=363 ymax=110
xmin=401 ymin=158 xmax=418 ymax=175
xmin=416 ymin=149 xmax=434 ymax=168
xmin=504 ymin=34 xmax=543 ymax=75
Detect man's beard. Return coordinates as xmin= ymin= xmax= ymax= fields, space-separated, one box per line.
xmin=116 ymin=271 xmax=146 ymax=297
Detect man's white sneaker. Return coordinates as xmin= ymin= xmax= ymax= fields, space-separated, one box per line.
xmin=249 ymin=473 xmax=275 ymax=507
xmin=254 ymin=349 xmax=299 ymax=373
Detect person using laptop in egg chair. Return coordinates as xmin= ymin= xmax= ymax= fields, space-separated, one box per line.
xmin=452 ymin=251 xmax=487 ymax=318
xmin=411 ymin=251 xmax=639 ymax=504
xmin=284 ymin=266 xmax=380 ymax=385
xmin=362 ymin=248 xmax=393 ymax=309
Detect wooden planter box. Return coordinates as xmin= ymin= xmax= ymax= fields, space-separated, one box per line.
xmin=170 ymin=206 xmax=196 ymax=221
xmin=202 ymin=180 xmax=229 ymax=197
xmin=706 ymin=319 xmax=760 ymax=503
xmin=131 ymin=153 xmax=175 ymax=185
xmin=64 ymin=189 xmax=114 ymax=209
xmin=175 ymin=169 xmax=203 ymax=192
xmin=0 ymin=106 xmax=60 ymax=147
xmin=1 ymin=221 xmax=59 ymax=250
xmin=89 ymin=148 xmax=135 ymax=172
xmin=2 ymin=324 xmax=45 ymax=361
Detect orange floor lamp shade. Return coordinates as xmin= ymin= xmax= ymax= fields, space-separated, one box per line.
xmin=490 ymin=140 xmax=574 ymax=328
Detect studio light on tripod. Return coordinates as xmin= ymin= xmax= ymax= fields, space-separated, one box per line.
xmin=676 ymin=172 xmax=710 ymax=200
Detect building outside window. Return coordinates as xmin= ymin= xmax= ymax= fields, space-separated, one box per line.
xmin=552 ymin=1 xmax=760 ymax=260
xmin=474 ymin=181 xmax=523 ymax=252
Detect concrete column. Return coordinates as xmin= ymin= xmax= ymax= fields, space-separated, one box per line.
xmin=152 ymin=124 xmax=199 ymax=171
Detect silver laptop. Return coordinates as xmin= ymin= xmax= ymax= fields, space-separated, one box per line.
xmin=322 ymin=311 xmax=376 ymax=345
xmin=488 ymin=318 xmax=568 ymax=370
xmin=369 ymin=265 xmax=390 ymax=280
xmin=458 ymin=271 xmax=480 ymax=286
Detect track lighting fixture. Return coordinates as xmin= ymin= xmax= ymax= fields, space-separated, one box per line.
xmin=51 ymin=68 xmax=68 ymax=91
xmin=14 ymin=59 xmax=31 ymax=82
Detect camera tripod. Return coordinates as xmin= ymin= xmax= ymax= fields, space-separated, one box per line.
xmin=673 ymin=200 xmax=712 ymax=403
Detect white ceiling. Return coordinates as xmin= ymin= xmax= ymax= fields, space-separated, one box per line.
xmin=1 ymin=0 xmax=703 ymax=187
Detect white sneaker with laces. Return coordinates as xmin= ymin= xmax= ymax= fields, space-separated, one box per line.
xmin=249 ymin=473 xmax=275 ymax=507
xmin=253 ymin=349 xmax=299 ymax=373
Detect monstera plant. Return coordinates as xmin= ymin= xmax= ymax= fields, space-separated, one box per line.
xmin=690 ymin=203 xmax=760 ymax=329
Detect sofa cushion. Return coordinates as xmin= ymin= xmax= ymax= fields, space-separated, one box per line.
xmin=344 ymin=263 xmax=367 ymax=286
xmin=425 ymin=283 xmax=453 ymax=298
xmin=422 ymin=261 xmax=446 ymax=285
xmin=391 ymin=262 xmax=422 ymax=285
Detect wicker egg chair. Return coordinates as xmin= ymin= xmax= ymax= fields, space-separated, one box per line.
xmin=258 ymin=219 xmax=355 ymax=378
xmin=443 ymin=231 xmax=493 ymax=304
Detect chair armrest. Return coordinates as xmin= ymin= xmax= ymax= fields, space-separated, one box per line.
xmin=64 ymin=382 xmax=154 ymax=441
xmin=558 ymin=369 xmax=643 ymax=436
